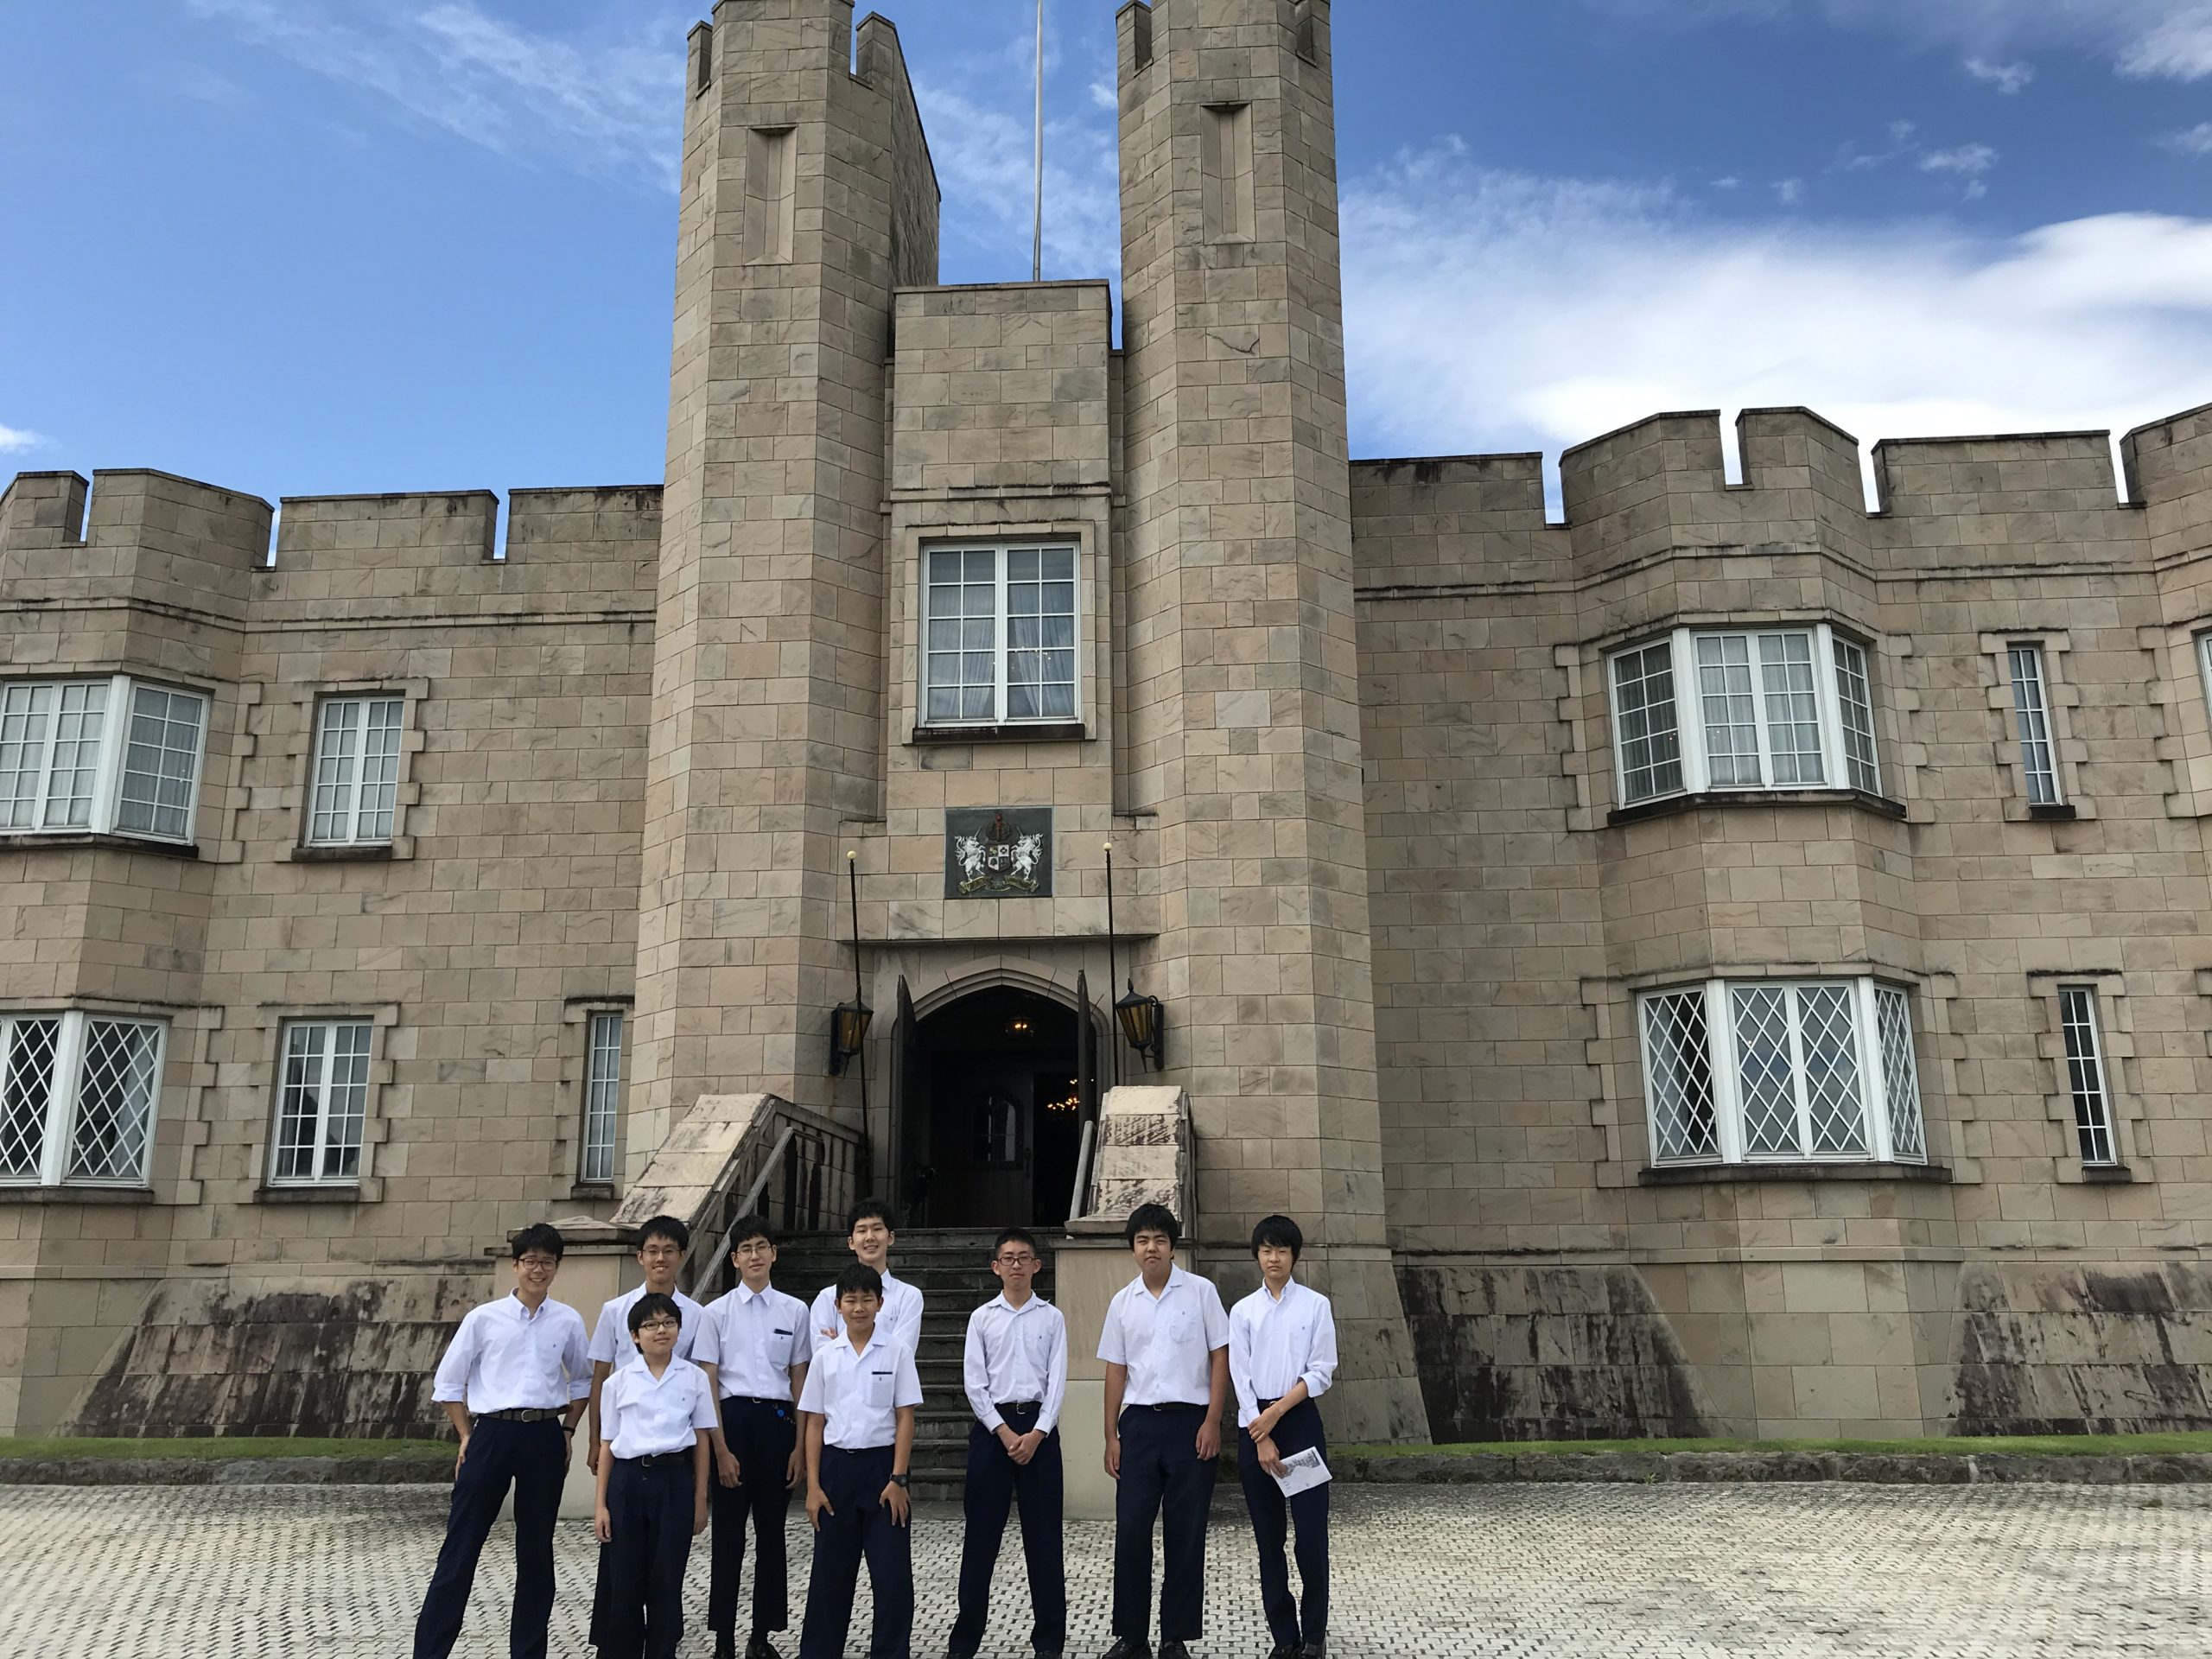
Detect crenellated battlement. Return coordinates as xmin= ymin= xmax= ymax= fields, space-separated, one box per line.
xmin=2121 ymin=401 xmax=2212 ymax=563
xmin=0 ymin=469 xmax=273 ymax=622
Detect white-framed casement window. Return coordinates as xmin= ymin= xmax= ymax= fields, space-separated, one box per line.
xmin=308 ymin=696 xmax=404 ymax=845
xmin=580 ymin=1011 xmax=623 ymax=1185
xmin=1607 ymin=626 xmax=1882 ymax=807
xmin=2197 ymin=633 xmax=2212 ymax=729
xmin=0 ymin=1011 xmax=166 ymax=1187
xmin=0 ymin=677 xmax=209 ymax=843
xmin=2007 ymin=645 xmax=2063 ymax=806
xmin=2057 ymin=987 xmax=2119 ymax=1166
xmin=269 ymin=1020 xmax=373 ymax=1186
xmin=921 ymin=543 xmax=1079 ymax=727
xmin=1638 ymin=978 xmax=1928 ymax=1167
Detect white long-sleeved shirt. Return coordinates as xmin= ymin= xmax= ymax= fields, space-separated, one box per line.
xmin=809 ymin=1270 xmax=923 ymax=1358
xmin=1228 ymin=1279 xmax=1338 ymax=1429
xmin=694 ymin=1281 xmax=811 ymax=1401
xmin=601 ymin=1355 xmax=720 ymax=1459
xmin=431 ymin=1293 xmax=592 ymax=1415
xmin=962 ymin=1294 xmax=1069 ymax=1435
xmin=588 ymin=1285 xmax=707 ymax=1370
xmin=1096 ymin=1266 xmax=1230 ymax=1408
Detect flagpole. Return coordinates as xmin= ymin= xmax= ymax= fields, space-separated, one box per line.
xmin=1033 ymin=0 xmax=1046 ymax=283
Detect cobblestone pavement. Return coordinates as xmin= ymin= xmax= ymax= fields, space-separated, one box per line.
xmin=4 ymin=1482 xmax=2207 ymax=1658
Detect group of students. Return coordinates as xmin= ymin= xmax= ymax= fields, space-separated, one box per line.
xmin=411 ymin=1199 xmax=1337 ymax=1659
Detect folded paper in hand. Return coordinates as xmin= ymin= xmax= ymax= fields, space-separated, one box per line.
xmin=1270 ymin=1446 xmax=1332 ymax=1497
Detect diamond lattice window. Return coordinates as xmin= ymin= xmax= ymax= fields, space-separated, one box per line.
xmin=0 ymin=677 xmax=207 ymax=844
xmin=1608 ymin=625 xmax=1883 ymax=805
xmin=0 ymin=1012 xmax=165 ymax=1187
xmin=1641 ymin=979 xmax=1925 ymax=1167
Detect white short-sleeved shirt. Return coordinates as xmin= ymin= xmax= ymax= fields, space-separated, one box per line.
xmin=809 ymin=1271 xmax=923 ymax=1358
xmin=1096 ymin=1266 xmax=1230 ymax=1408
xmin=432 ymin=1293 xmax=592 ymax=1415
xmin=796 ymin=1331 xmax=923 ymax=1451
xmin=588 ymin=1285 xmax=707 ymax=1369
xmin=695 ymin=1281 xmax=811 ymax=1401
xmin=601 ymin=1355 xmax=720 ymax=1460
xmin=963 ymin=1294 xmax=1069 ymax=1434
xmin=1228 ymin=1279 xmax=1339 ymax=1429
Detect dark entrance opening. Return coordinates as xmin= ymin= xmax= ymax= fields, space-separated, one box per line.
xmin=897 ymin=986 xmax=1090 ymax=1230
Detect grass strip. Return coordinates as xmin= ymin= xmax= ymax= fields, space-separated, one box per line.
xmin=1339 ymin=1433 xmax=2212 ymax=1459
xmin=0 ymin=1437 xmax=451 ymax=1462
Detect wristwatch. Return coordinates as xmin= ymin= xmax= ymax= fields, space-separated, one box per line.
xmin=888 ymin=1473 xmax=911 ymax=1488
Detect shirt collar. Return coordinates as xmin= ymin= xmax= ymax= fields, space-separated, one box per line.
xmin=1137 ymin=1266 xmax=1185 ymax=1301
xmin=508 ymin=1292 xmax=551 ymax=1322
xmin=622 ymin=1354 xmax=684 ymax=1387
xmin=1262 ymin=1279 xmax=1298 ymax=1306
xmin=733 ymin=1281 xmax=772 ymax=1305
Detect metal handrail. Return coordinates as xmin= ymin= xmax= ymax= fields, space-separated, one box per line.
xmin=685 ymin=1123 xmax=795 ymax=1300
xmin=1067 ymin=1116 xmax=1096 ymax=1229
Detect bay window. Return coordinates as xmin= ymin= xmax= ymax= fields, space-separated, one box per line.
xmin=1639 ymin=978 xmax=1927 ymax=1167
xmin=0 ymin=1011 xmax=166 ymax=1187
xmin=0 ymin=677 xmax=209 ymax=844
xmin=1607 ymin=626 xmax=1883 ymax=806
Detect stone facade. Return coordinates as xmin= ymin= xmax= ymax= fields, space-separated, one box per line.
xmin=1 ymin=0 xmax=2209 ymax=1443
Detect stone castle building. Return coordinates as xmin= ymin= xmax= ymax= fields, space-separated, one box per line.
xmin=3 ymin=0 xmax=2210 ymax=1450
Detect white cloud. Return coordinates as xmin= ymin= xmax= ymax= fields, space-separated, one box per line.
xmin=0 ymin=425 xmax=50 ymax=455
xmin=1592 ymin=1 xmax=2212 ymax=82
xmin=1775 ymin=177 xmax=1807 ymax=205
xmin=1921 ymin=143 xmax=1999 ymax=197
xmin=1338 ymin=148 xmax=2212 ymax=486
xmin=185 ymin=0 xmax=691 ymax=188
xmin=1963 ymin=57 xmax=2036 ymax=92
xmin=2165 ymin=122 xmax=2212 ymax=154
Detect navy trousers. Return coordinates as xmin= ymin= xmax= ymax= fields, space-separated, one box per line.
xmin=1236 ymin=1400 xmax=1330 ymax=1650
xmin=413 ymin=1415 xmax=565 ymax=1659
xmin=798 ymin=1445 xmax=913 ymax=1659
xmin=603 ymin=1455 xmax=697 ymax=1659
xmin=950 ymin=1403 xmax=1067 ymax=1656
xmin=711 ymin=1396 xmax=799 ymax=1637
xmin=1112 ymin=1404 xmax=1215 ymax=1643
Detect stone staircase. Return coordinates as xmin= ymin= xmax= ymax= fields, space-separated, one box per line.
xmin=764 ymin=1229 xmax=1049 ymax=1500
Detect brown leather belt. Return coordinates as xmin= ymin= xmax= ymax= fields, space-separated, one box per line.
xmin=480 ymin=1407 xmax=565 ymax=1423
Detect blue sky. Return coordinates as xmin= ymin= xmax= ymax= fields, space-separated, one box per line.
xmin=3 ymin=0 xmax=2211 ymax=506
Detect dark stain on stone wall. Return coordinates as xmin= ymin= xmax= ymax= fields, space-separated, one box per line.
xmin=1395 ymin=1261 xmax=1713 ymax=1442
xmin=1952 ymin=1263 xmax=2212 ymax=1435
xmin=68 ymin=1274 xmax=483 ymax=1439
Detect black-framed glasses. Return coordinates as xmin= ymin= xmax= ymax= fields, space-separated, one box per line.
xmin=636 ymin=1319 xmax=681 ymax=1333
xmin=996 ymin=1252 xmax=1039 ymax=1266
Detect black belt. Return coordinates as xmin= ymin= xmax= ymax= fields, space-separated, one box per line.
xmin=725 ymin=1395 xmax=791 ymax=1409
xmin=1128 ymin=1402 xmax=1204 ymax=1413
xmin=480 ymin=1408 xmax=565 ymax=1423
xmin=622 ymin=1450 xmax=691 ymax=1469
xmin=996 ymin=1401 xmax=1044 ymax=1415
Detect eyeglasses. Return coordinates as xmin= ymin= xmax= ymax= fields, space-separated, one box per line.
xmin=995 ymin=1253 xmax=1039 ymax=1266
xmin=636 ymin=1319 xmax=681 ymax=1333
xmin=516 ymin=1255 xmax=559 ymax=1270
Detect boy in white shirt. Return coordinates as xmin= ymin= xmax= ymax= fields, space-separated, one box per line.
xmin=808 ymin=1199 xmax=924 ymax=1357
xmin=692 ymin=1213 xmax=813 ymax=1659
xmin=587 ymin=1214 xmax=708 ymax=1654
xmin=1096 ymin=1204 xmax=1230 ymax=1659
xmin=1228 ymin=1216 xmax=1339 ymax=1659
xmin=798 ymin=1263 xmax=922 ymax=1659
xmin=594 ymin=1292 xmax=719 ymax=1659
xmin=949 ymin=1226 xmax=1070 ymax=1659
xmin=413 ymin=1223 xmax=590 ymax=1659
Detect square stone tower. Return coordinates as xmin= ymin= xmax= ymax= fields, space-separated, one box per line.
xmin=630 ymin=2 xmax=938 ymax=1163
xmin=1118 ymin=0 xmax=1427 ymax=1439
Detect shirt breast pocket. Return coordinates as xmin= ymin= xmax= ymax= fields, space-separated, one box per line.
xmin=1165 ymin=1308 xmax=1195 ymax=1347
xmin=865 ymin=1368 xmax=896 ymax=1410
xmin=771 ymin=1327 xmax=796 ymax=1366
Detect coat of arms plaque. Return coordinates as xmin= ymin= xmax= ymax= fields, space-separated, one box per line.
xmin=945 ymin=808 xmax=1053 ymax=899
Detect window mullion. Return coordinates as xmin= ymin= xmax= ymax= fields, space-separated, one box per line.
xmin=1813 ymin=624 xmax=1848 ymax=791
xmin=1782 ymin=983 xmax=1815 ymax=1159
xmin=346 ymin=701 xmax=371 ymax=842
xmin=1858 ymin=977 xmax=1892 ymax=1163
xmin=1709 ymin=981 xmax=1745 ymax=1163
xmin=310 ymin=1026 xmax=337 ymax=1182
xmin=31 ymin=683 xmax=64 ymax=828
xmin=1675 ymin=632 xmax=1710 ymax=793
xmin=42 ymin=1011 xmax=86 ymax=1186
xmin=91 ymin=676 xmax=131 ymax=836
xmin=1745 ymin=632 xmax=1776 ymax=788
xmin=996 ymin=551 xmax=1012 ymax=725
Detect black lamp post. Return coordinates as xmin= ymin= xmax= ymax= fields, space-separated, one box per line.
xmin=829 ymin=849 xmax=872 ymax=1076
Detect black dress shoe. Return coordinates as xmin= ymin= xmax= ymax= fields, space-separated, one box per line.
xmin=713 ymin=1634 xmax=736 ymax=1659
xmin=747 ymin=1637 xmax=785 ymax=1659
xmin=1160 ymin=1642 xmax=1193 ymax=1659
xmin=1298 ymin=1643 xmax=1325 ymax=1659
xmin=1101 ymin=1641 xmax=1153 ymax=1659
xmin=1267 ymin=1646 xmax=1294 ymax=1659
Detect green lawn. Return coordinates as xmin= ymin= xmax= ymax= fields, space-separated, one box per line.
xmin=0 ymin=1436 xmax=451 ymax=1462
xmin=1340 ymin=1433 xmax=2212 ymax=1459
